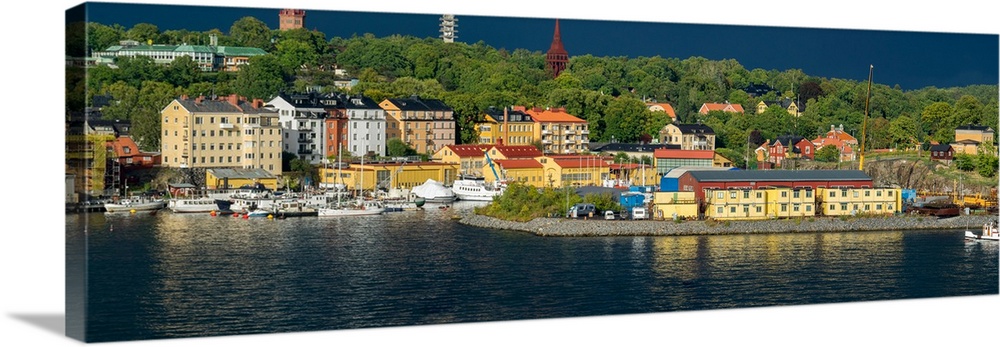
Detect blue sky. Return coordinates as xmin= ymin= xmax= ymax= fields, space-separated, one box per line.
xmin=76 ymin=1 xmax=999 ymax=91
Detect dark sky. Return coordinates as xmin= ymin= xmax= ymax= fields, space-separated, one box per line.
xmin=79 ymin=1 xmax=998 ymax=91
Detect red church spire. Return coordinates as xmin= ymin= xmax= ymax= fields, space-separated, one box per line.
xmin=546 ymin=19 xmax=569 ymax=78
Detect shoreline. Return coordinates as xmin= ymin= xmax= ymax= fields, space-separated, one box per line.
xmin=458 ymin=213 xmax=999 ymax=237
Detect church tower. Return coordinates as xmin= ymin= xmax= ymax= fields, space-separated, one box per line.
xmin=279 ymin=9 xmax=306 ymax=31
xmin=545 ymin=19 xmax=569 ymax=78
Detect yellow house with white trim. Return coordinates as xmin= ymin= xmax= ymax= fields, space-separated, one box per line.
xmin=765 ymin=187 xmax=816 ymax=218
xmin=817 ymin=187 xmax=901 ymax=216
xmin=319 ymin=162 xmax=459 ymax=191
xmin=653 ymin=191 xmax=698 ymax=220
xmin=540 ymin=155 xmax=609 ymax=187
xmin=704 ymin=188 xmax=769 ymax=220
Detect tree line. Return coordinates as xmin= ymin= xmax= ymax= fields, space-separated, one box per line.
xmin=70 ymin=17 xmax=998 ymax=167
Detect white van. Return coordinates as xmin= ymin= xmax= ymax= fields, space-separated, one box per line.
xmin=631 ymin=207 xmax=648 ymax=220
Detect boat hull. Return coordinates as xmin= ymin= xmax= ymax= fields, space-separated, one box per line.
xmin=104 ymin=200 xmax=166 ymax=213
xmin=317 ymin=208 xmax=385 ymax=217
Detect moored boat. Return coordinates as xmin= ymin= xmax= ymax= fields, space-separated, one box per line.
xmin=168 ymin=197 xmax=219 ymax=213
xmin=451 ymin=177 xmax=504 ymax=201
xmin=104 ymin=196 xmax=167 ymax=213
xmin=317 ymin=200 xmax=386 ymax=217
xmin=411 ymin=179 xmax=456 ymax=203
xmin=965 ymin=220 xmax=1000 ymax=241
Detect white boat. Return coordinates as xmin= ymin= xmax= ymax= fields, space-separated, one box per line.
xmin=104 ymin=196 xmax=167 ymax=213
xmin=317 ymin=200 xmax=386 ymax=217
xmin=965 ymin=220 xmax=999 ymax=241
xmin=451 ymin=177 xmax=504 ymax=201
xmin=168 ymin=197 xmax=219 ymax=213
xmin=216 ymin=184 xmax=276 ymax=212
xmin=411 ymin=178 xmax=456 ymax=203
xmin=270 ymin=199 xmax=318 ymax=217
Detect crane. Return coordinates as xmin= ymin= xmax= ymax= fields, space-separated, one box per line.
xmin=482 ymin=149 xmax=503 ymax=185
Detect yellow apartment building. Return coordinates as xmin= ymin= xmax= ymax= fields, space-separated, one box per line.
xmin=476 ymin=107 xmax=536 ymax=146
xmin=319 ymin=161 xmax=459 ymax=191
xmin=205 ymin=168 xmax=278 ymax=190
xmin=380 ymin=96 xmax=456 ymax=155
xmin=540 ymin=155 xmax=609 ymax=187
xmin=522 ymin=106 xmax=590 ymax=154
xmin=817 ymin=187 xmax=902 ymax=216
xmin=765 ymin=187 xmax=816 ymax=218
xmin=161 ymin=95 xmax=283 ymax=177
xmin=704 ymin=188 xmax=769 ymax=220
xmin=652 ymin=191 xmax=698 ymax=220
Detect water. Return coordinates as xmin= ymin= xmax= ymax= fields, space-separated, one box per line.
xmin=67 ymin=203 xmax=999 ymax=342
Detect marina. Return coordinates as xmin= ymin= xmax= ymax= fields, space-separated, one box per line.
xmin=68 ymin=202 xmax=998 ymax=342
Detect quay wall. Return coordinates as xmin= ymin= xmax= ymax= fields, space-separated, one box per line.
xmin=458 ymin=213 xmax=999 ymax=237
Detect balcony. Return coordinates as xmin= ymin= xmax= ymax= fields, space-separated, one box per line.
xmin=182 ymin=150 xmax=189 ymax=157
xmin=581 ymin=129 xmax=590 ymax=134
xmin=542 ymin=139 xmax=552 ymax=144
xmin=565 ymin=139 xmax=575 ymax=144
xmin=298 ymin=137 xmax=311 ymax=143
xmin=565 ymin=129 xmax=575 ymax=135
xmin=298 ymin=127 xmax=313 ymax=132
xmin=541 ymin=129 xmax=551 ymax=135
xmin=581 ymin=138 xmax=590 ymax=143
xmin=298 ymin=149 xmax=313 ymax=155
xmin=219 ymin=123 xmax=234 ymax=129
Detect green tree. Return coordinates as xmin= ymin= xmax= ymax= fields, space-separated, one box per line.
xmin=131 ymin=81 xmax=179 ymax=151
xmin=232 ymin=55 xmax=287 ymax=100
xmin=115 ymin=55 xmax=165 ymax=87
xmin=975 ymin=153 xmax=998 ymax=178
xmin=602 ymin=97 xmax=648 ymax=142
xmin=815 ymin=145 xmax=840 ymax=162
xmin=290 ymin=158 xmax=317 ymax=190
xmin=387 ymin=138 xmax=416 ymax=157
xmin=126 ymin=23 xmax=160 ymax=43
xmin=229 ymin=16 xmax=273 ymax=50
xmin=954 ymin=153 xmax=975 ymax=171
xmin=275 ymin=39 xmax=319 ymax=71
xmin=164 ymin=55 xmax=201 ymax=88
xmin=921 ymin=102 xmax=954 ymax=142
xmin=87 ymin=22 xmax=125 ymax=54
xmin=888 ymin=115 xmax=921 ymax=148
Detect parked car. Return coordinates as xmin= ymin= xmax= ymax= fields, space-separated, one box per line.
xmin=631 ymin=207 xmax=648 ymax=220
xmin=567 ymin=203 xmax=597 ymax=218
xmin=604 ymin=210 xmax=616 ymax=220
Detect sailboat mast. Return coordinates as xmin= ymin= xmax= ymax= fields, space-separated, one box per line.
xmin=859 ymin=64 xmax=873 ymax=171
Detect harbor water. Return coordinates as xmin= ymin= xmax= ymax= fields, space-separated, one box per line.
xmin=66 ymin=202 xmax=999 ymax=342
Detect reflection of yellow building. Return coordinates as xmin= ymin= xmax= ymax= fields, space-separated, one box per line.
xmin=540 ymin=155 xmax=609 ymax=187
xmin=765 ymin=188 xmax=815 ymax=218
xmin=817 ymin=187 xmax=901 ymax=216
xmin=652 ymin=191 xmax=698 ymax=220
xmin=705 ymin=188 xmax=769 ymax=220
xmin=205 ymin=168 xmax=278 ymax=190
xmin=319 ymin=162 xmax=459 ymax=191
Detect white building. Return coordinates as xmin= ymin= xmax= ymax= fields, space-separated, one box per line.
xmin=268 ymin=93 xmax=333 ymax=164
xmin=338 ymin=94 xmax=386 ymax=157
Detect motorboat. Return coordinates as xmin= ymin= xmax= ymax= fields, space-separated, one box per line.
xmin=317 ymin=199 xmax=386 ymax=217
xmin=104 ymin=196 xmax=167 ymax=213
xmin=168 ymin=197 xmax=219 ymax=213
xmin=451 ymin=177 xmax=504 ymax=201
xmin=411 ymin=179 xmax=456 ymax=203
xmin=270 ymin=200 xmax=318 ymax=218
xmin=965 ymin=220 xmax=1000 ymax=241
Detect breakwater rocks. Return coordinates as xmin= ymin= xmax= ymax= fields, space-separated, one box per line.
xmin=458 ymin=214 xmax=999 ymax=237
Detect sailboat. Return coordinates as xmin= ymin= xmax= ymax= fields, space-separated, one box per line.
xmin=317 ymin=144 xmax=385 ymax=217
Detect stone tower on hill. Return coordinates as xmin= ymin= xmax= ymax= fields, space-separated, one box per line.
xmin=545 ymin=19 xmax=569 ymax=78
xmin=279 ymin=9 xmax=305 ymax=31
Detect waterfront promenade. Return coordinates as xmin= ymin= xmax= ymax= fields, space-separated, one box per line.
xmin=459 ymin=213 xmax=999 ymax=237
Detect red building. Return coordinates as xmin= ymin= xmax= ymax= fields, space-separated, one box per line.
xmin=545 ymin=19 xmax=569 ymax=78
xmin=324 ymin=112 xmax=348 ymax=159
xmin=108 ymin=135 xmax=160 ymax=167
xmin=768 ymin=135 xmax=815 ymax=167
xmin=677 ymin=170 xmax=874 ymax=203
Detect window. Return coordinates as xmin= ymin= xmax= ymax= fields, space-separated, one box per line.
xmin=830 ymin=204 xmax=836 ymax=210
xmin=793 ymin=190 xmax=800 ymax=198
xmin=743 ymin=205 xmax=749 ymax=214
xmin=806 ymin=191 xmax=812 ymax=198
xmin=841 ymin=203 xmax=848 ymax=211
xmin=865 ymin=191 xmax=871 ymax=197
xmin=793 ymin=204 xmax=800 ymax=212
xmin=865 ymin=204 xmax=871 ymax=211
xmin=842 ymin=190 xmax=848 ymax=197
xmin=888 ymin=191 xmax=894 ymax=197
xmin=876 ymin=204 xmax=882 ymax=210
xmin=743 ymin=191 xmax=750 ymax=199
xmin=756 ymin=192 xmax=762 ymax=199
xmin=781 ymin=204 xmax=787 ymax=212
xmin=730 ymin=191 xmax=737 ymax=199
xmin=781 ymin=191 xmax=787 ymax=198
xmin=806 ymin=205 xmax=812 ymax=212
xmin=756 ymin=206 xmax=762 ymax=213
xmin=730 ymin=206 xmax=736 ymax=213
xmin=853 ymin=191 xmax=859 ymax=198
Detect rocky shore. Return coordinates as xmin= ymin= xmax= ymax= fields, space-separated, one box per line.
xmin=458 ymin=213 xmax=999 ymax=237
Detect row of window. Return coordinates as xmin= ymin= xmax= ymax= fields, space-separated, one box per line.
xmin=827 ymin=190 xmax=894 ymax=198
xmin=716 ymin=204 xmax=815 ymax=214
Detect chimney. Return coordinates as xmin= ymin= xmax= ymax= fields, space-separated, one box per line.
xmin=512 ymin=105 xmax=526 ymax=112
xmin=227 ymin=94 xmax=239 ymax=107
xmin=252 ymin=99 xmax=264 ymax=108
xmin=181 ymin=94 xmax=188 ymax=100
xmin=195 ymin=95 xmax=205 ymax=104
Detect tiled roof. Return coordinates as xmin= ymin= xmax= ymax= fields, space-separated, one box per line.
xmin=956 ymin=124 xmax=994 ymax=132
xmin=688 ymin=170 xmax=871 ymax=182
xmin=930 ymin=144 xmax=954 ymax=151
xmin=384 ymin=96 xmax=453 ymax=111
xmin=109 ymin=136 xmax=141 ymax=157
xmin=653 ymin=149 xmax=715 ymax=159
xmin=494 ymin=159 xmax=543 ymax=169
xmin=701 ymin=102 xmax=745 ymax=113
xmin=552 ymin=157 xmax=610 ymax=168
xmin=446 ymin=144 xmax=491 ymax=157
xmin=484 ymin=107 xmax=534 ymax=122
xmin=492 ymin=145 xmax=543 ymax=158
xmin=524 ymin=107 xmax=587 ymax=123
xmin=646 ymin=103 xmax=677 ymax=118
xmin=591 ymin=143 xmax=677 ymax=153
xmin=771 ymin=135 xmax=806 ymax=147
xmin=673 ymin=123 xmax=715 ymax=135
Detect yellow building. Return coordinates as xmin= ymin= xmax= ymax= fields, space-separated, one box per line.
xmin=756 ymin=99 xmax=805 ymax=117
xmin=540 ymin=155 xmax=609 ymax=187
xmin=521 ymin=106 xmax=590 ymax=154
xmin=380 ymin=96 xmax=456 ymax=155
xmin=476 ymin=107 xmax=537 ymax=145
xmin=205 ymin=168 xmax=278 ymax=190
xmin=431 ymin=144 xmax=491 ymax=177
xmin=765 ymin=187 xmax=816 ymax=218
xmin=161 ymin=95 xmax=283 ymax=177
xmin=704 ymin=188 xmax=769 ymax=220
xmin=652 ymin=191 xmax=698 ymax=220
xmin=485 ymin=159 xmax=545 ymax=187
xmin=320 ymin=162 xmax=459 ymax=191
xmin=817 ymin=187 xmax=902 ymax=216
